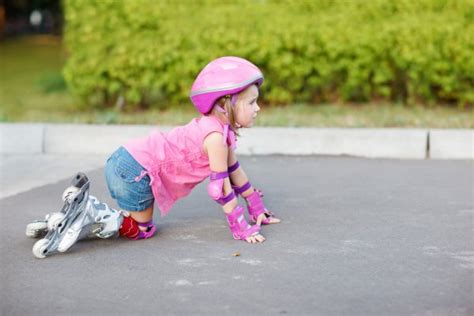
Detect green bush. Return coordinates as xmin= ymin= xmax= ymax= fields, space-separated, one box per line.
xmin=63 ymin=0 xmax=473 ymax=109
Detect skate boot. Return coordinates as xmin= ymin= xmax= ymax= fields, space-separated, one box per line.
xmin=30 ymin=172 xmax=123 ymax=259
xmin=55 ymin=195 xmax=123 ymax=253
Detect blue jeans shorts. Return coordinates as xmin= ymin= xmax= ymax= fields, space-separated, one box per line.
xmin=104 ymin=147 xmax=154 ymax=211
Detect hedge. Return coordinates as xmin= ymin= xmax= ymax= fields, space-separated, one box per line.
xmin=63 ymin=0 xmax=474 ymax=109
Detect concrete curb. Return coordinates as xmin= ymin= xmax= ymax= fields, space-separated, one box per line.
xmin=0 ymin=123 xmax=44 ymax=154
xmin=44 ymin=124 xmax=170 ymax=154
xmin=238 ymin=128 xmax=427 ymax=159
xmin=1 ymin=123 xmax=472 ymax=159
xmin=429 ymin=129 xmax=473 ymax=159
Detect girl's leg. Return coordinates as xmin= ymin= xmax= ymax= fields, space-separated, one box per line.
xmin=104 ymin=147 xmax=155 ymax=238
xmin=129 ymin=206 xmax=154 ymax=231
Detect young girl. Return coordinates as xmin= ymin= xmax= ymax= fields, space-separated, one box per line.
xmin=106 ymin=56 xmax=280 ymax=244
xmin=27 ymin=57 xmax=280 ymax=258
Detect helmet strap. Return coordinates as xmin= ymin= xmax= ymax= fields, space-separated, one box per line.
xmin=229 ymin=94 xmax=241 ymax=128
xmin=216 ymin=95 xmax=242 ymax=129
xmin=215 ymin=105 xmax=226 ymax=113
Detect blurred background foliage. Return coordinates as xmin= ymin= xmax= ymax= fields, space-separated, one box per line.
xmin=62 ymin=0 xmax=473 ymax=110
xmin=0 ymin=0 xmax=472 ymax=127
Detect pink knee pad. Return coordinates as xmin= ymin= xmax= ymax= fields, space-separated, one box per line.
xmin=119 ymin=216 xmax=140 ymax=239
xmin=134 ymin=219 xmax=156 ymax=240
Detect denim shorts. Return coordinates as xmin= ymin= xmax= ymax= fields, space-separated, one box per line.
xmin=104 ymin=147 xmax=154 ymax=211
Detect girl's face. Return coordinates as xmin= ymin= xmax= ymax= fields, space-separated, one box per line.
xmin=235 ymin=85 xmax=260 ymax=128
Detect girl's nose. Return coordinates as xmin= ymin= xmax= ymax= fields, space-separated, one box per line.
xmin=255 ymin=103 xmax=261 ymax=112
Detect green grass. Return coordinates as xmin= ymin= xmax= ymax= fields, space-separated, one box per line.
xmin=256 ymin=103 xmax=473 ymax=128
xmin=0 ymin=36 xmax=74 ymax=122
xmin=1 ymin=36 xmax=472 ymax=128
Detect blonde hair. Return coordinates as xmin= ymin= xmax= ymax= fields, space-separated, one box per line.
xmin=210 ymin=95 xmax=240 ymax=136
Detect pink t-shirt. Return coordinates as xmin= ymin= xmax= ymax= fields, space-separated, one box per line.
xmin=123 ymin=115 xmax=235 ymax=217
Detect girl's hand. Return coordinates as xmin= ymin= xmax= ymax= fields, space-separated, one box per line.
xmin=256 ymin=212 xmax=281 ymax=226
xmin=246 ymin=233 xmax=266 ymax=243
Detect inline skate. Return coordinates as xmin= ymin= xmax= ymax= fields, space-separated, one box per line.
xmin=26 ymin=172 xmax=123 ymax=258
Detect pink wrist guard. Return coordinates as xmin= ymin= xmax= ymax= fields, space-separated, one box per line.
xmin=227 ymin=162 xmax=274 ymax=225
xmin=246 ymin=190 xmax=274 ymax=225
xmin=226 ymin=205 xmax=260 ymax=241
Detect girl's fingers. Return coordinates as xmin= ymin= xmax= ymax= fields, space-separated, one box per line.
xmin=257 ymin=212 xmax=281 ymax=225
xmin=246 ymin=234 xmax=265 ymax=243
xmin=269 ymin=217 xmax=281 ymax=224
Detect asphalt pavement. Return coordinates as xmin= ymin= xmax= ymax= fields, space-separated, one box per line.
xmin=1 ymin=156 xmax=473 ymax=315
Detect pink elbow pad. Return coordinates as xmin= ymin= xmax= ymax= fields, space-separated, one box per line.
xmin=207 ymin=171 xmax=229 ymax=200
xmin=207 ymin=178 xmax=224 ymax=200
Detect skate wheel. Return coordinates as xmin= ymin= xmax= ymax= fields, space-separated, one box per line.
xmin=47 ymin=212 xmax=66 ymax=231
xmin=62 ymin=186 xmax=79 ymax=202
xmin=25 ymin=221 xmax=48 ymax=238
xmin=32 ymin=239 xmax=50 ymax=258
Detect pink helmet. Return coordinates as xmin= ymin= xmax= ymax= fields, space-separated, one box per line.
xmin=190 ymin=56 xmax=264 ymax=114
